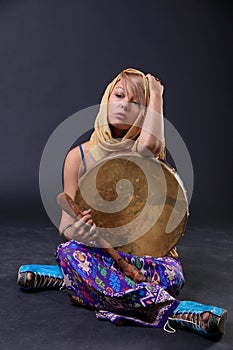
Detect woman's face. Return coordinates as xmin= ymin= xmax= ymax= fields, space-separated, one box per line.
xmin=107 ymin=79 xmax=142 ymax=137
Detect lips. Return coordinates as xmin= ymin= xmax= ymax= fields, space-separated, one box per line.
xmin=114 ymin=112 xmax=126 ymax=119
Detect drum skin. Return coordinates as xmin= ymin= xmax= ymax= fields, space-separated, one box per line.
xmin=75 ymin=152 xmax=189 ymax=257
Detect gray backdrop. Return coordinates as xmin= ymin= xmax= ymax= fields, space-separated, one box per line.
xmin=1 ymin=0 xmax=232 ymax=226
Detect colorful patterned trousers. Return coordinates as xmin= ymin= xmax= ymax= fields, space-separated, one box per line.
xmin=56 ymin=240 xmax=185 ymax=328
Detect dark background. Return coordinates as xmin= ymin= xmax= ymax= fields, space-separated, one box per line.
xmin=1 ymin=0 xmax=232 ymax=227
xmin=0 ymin=1 xmax=233 ymax=350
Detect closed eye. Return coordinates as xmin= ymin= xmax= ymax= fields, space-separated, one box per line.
xmin=115 ymin=93 xmax=123 ymax=98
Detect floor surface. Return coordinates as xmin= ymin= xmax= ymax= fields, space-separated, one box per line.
xmin=0 ymin=221 xmax=232 ymax=350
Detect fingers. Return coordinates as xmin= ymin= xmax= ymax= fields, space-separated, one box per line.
xmin=146 ymin=73 xmax=162 ymax=84
xmin=146 ymin=73 xmax=159 ymax=79
xmin=72 ymin=211 xmax=98 ymax=243
xmin=89 ymin=223 xmax=99 ymax=240
xmin=81 ymin=209 xmax=93 ymax=225
xmin=80 ymin=223 xmax=99 ymax=242
xmin=73 ymin=213 xmax=92 ymax=232
xmin=81 ymin=209 xmax=92 ymax=215
xmin=146 ymin=73 xmax=154 ymax=79
xmin=146 ymin=73 xmax=164 ymax=95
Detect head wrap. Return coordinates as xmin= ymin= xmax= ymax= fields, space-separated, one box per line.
xmin=89 ymin=68 xmax=166 ymax=161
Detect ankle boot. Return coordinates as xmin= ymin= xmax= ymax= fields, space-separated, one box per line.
xmin=17 ymin=264 xmax=64 ymax=291
xmin=165 ymin=300 xmax=227 ymax=339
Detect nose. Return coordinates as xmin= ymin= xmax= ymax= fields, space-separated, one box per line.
xmin=121 ymin=97 xmax=130 ymax=110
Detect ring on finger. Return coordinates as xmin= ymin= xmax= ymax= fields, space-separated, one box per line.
xmin=83 ymin=223 xmax=91 ymax=233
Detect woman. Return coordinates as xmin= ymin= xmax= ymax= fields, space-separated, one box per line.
xmin=18 ymin=68 xmax=227 ymax=339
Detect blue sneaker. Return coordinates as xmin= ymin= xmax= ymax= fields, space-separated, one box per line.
xmin=166 ymin=300 xmax=227 ymax=339
xmin=17 ymin=264 xmax=64 ymax=291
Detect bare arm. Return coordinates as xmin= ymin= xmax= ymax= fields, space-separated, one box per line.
xmin=137 ymin=74 xmax=164 ymax=156
xmin=58 ymin=142 xmax=98 ymax=242
xmin=58 ymin=146 xmax=82 ymax=235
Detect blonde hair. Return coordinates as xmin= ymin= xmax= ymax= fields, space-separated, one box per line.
xmin=112 ymin=71 xmax=149 ymax=107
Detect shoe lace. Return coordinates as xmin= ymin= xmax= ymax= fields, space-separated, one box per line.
xmin=163 ymin=320 xmax=176 ymax=334
xmin=33 ymin=273 xmax=64 ymax=289
xmin=168 ymin=311 xmax=203 ymax=333
xmin=206 ymin=313 xmax=220 ymax=333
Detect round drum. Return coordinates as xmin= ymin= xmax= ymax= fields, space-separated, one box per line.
xmin=75 ymin=152 xmax=189 ymax=257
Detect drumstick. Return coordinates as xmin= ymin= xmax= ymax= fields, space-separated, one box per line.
xmin=57 ymin=192 xmax=146 ymax=283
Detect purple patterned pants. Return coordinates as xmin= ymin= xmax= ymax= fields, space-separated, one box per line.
xmin=56 ymin=240 xmax=185 ymax=328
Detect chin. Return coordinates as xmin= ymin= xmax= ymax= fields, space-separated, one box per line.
xmin=109 ymin=123 xmax=130 ymax=138
xmin=111 ymin=121 xmax=131 ymax=130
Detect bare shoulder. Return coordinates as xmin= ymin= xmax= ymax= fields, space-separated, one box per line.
xmin=63 ymin=141 xmax=90 ymax=196
xmin=65 ymin=141 xmax=90 ymax=165
xmin=81 ymin=141 xmax=90 ymax=154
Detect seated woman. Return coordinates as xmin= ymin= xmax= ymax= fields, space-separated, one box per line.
xmin=18 ymin=68 xmax=227 ymax=340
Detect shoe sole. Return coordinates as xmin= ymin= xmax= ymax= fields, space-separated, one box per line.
xmin=218 ymin=310 xmax=227 ymax=335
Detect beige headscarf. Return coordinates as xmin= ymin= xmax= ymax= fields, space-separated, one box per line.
xmin=88 ymin=68 xmax=177 ymax=258
xmin=89 ymin=68 xmax=166 ymax=161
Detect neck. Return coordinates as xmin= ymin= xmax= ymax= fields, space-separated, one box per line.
xmin=109 ymin=125 xmax=128 ymax=139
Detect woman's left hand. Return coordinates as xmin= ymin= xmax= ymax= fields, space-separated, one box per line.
xmin=146 ymin=74 xmax=164 ymax=97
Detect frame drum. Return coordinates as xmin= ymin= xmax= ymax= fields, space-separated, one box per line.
xmin=75 ymin=152 xmax=189 ymax=257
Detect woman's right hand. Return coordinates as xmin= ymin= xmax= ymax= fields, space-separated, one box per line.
xmin=67 ymin=209 xmax=99 ymax=243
